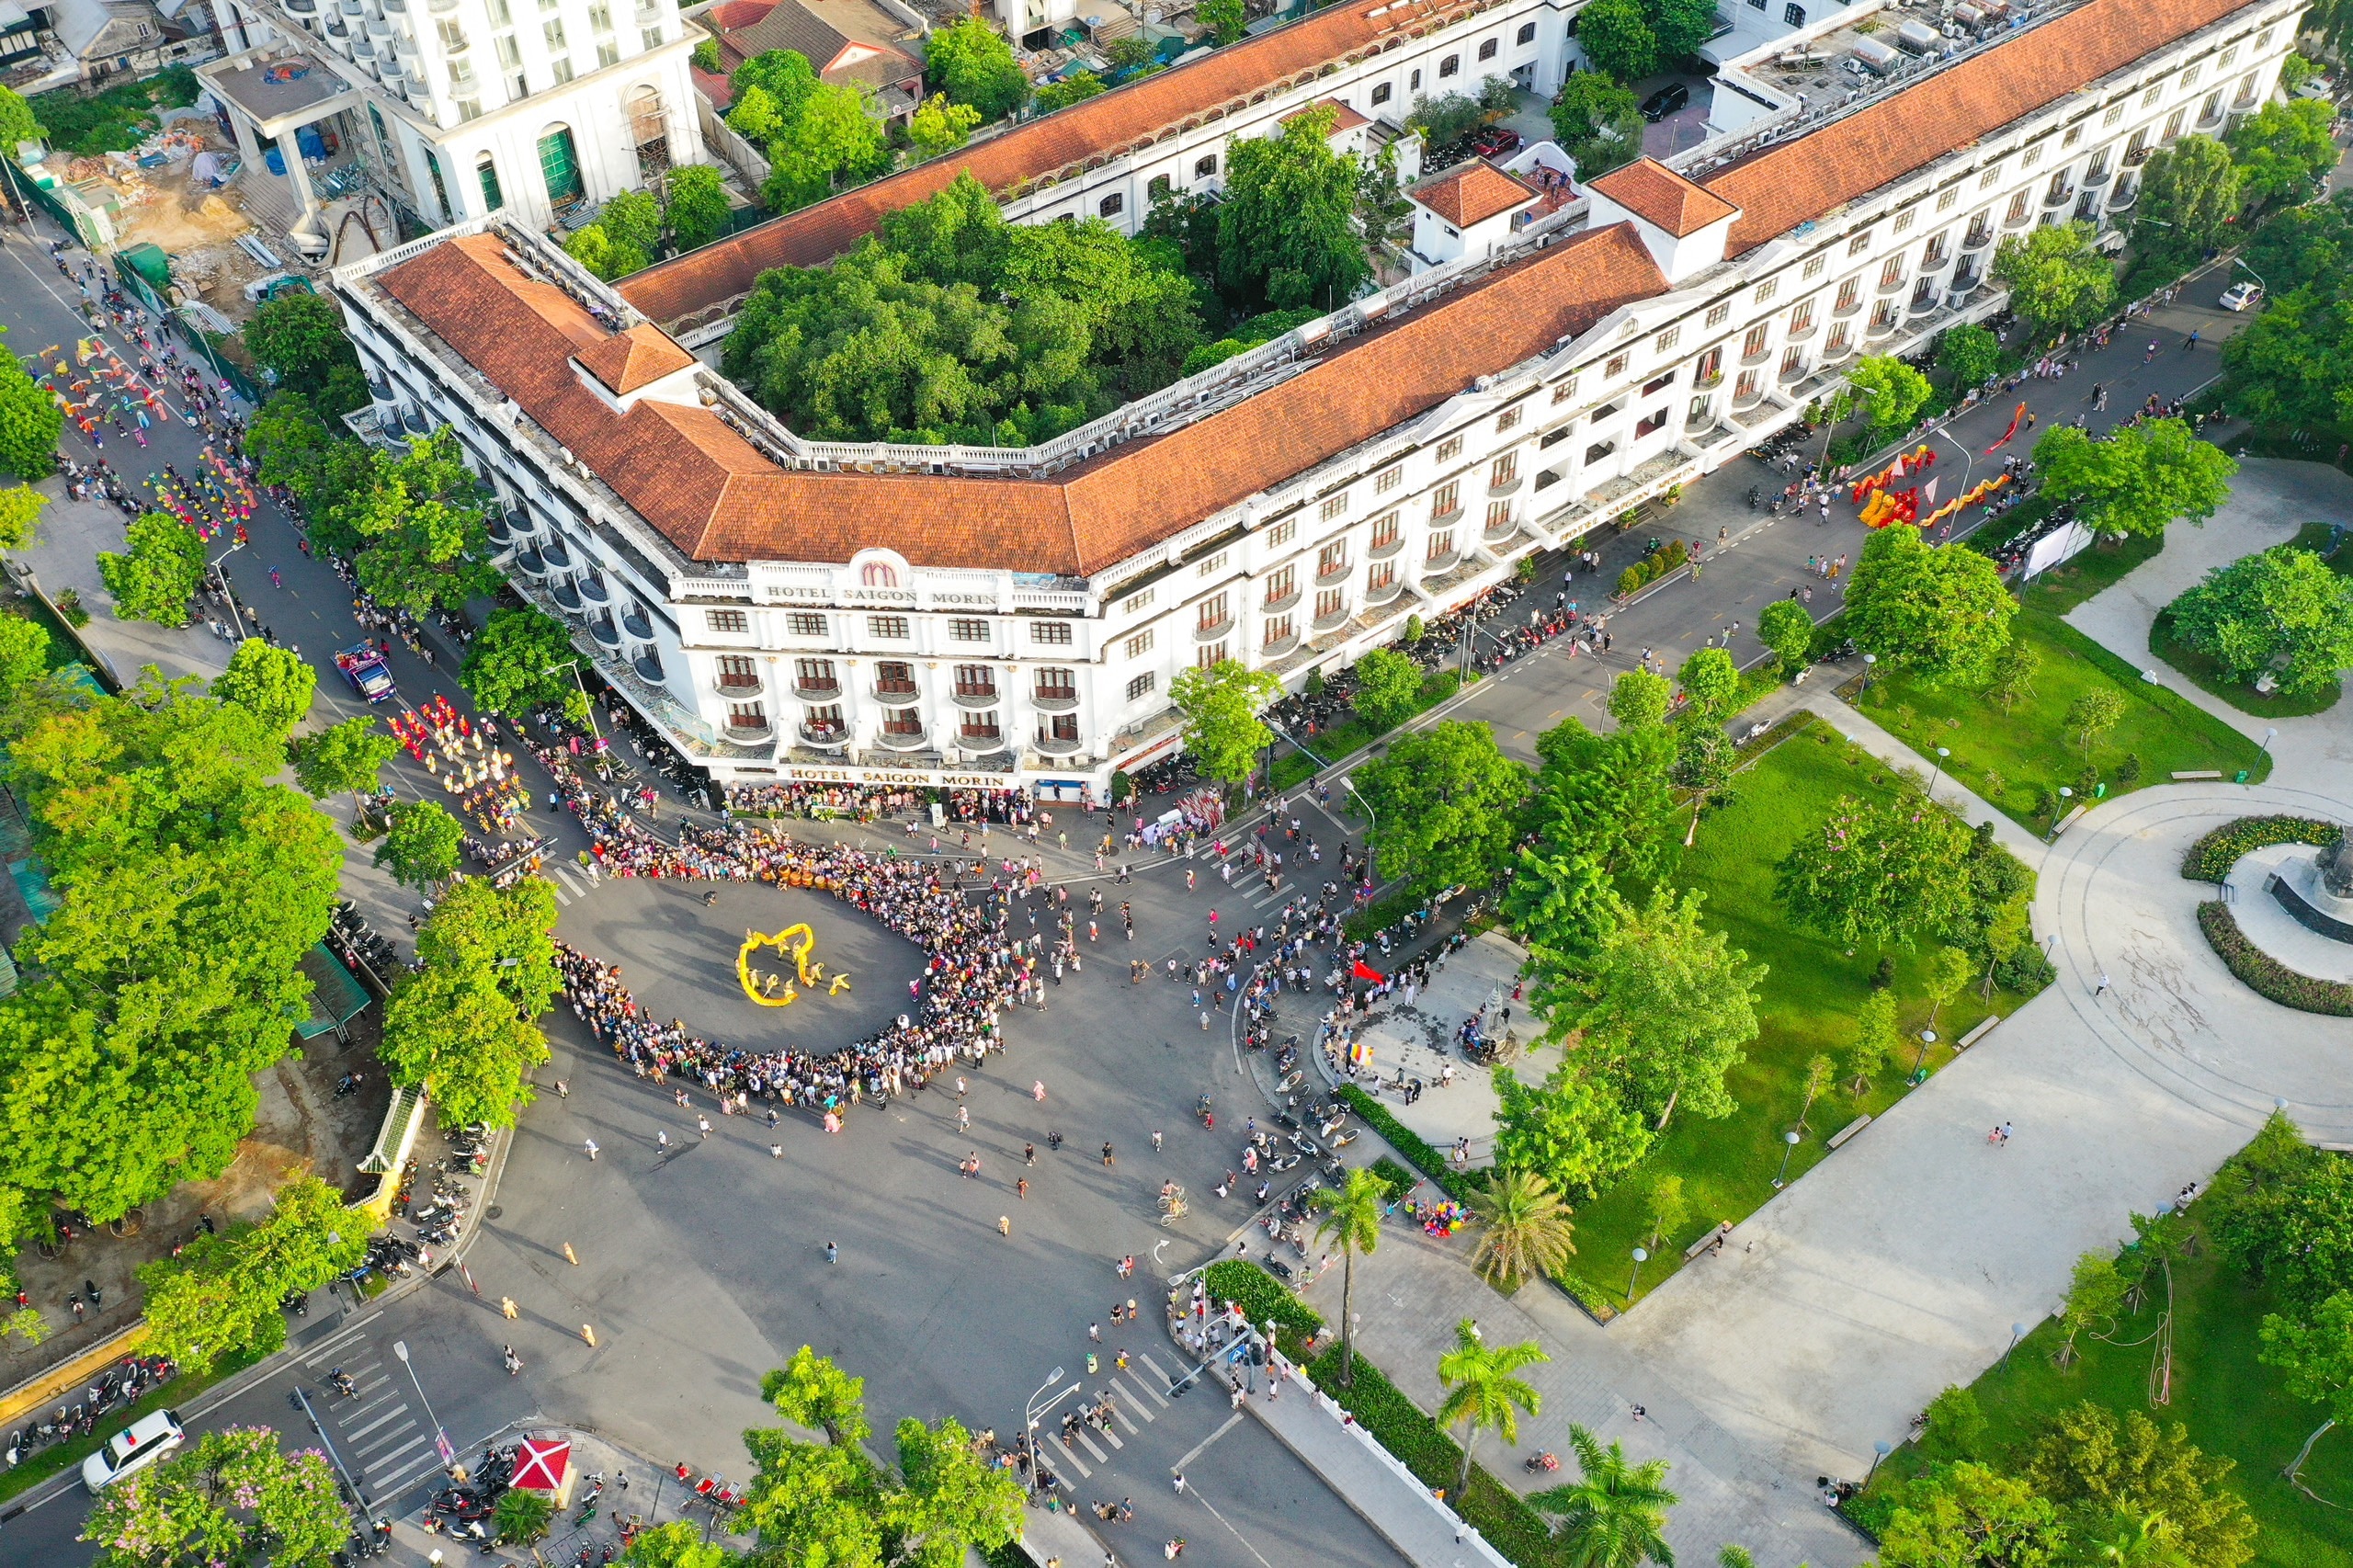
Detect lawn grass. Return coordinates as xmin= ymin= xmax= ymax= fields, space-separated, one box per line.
xmin=1552 ymin=716 xmax=2033 ymax=1313
xmin=1859 ymin=603 xmax=2269 ymax=835
xmin=2143 ymin=521 xmax=2350 ymax=721
xmin=1853 ymin=1197 xmax=2353 ymax=1568
xmin=1267 ymin=671 xmax=1470 ymax=790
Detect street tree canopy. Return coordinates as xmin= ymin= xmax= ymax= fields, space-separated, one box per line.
xmin=82 ymin=1426 xmax=349 ymax=1568
xmin=1349 ymin=646 xmax=1424 ymax=731
xmin=1564 ymin=886 xmax=1764 ymax=1125
xmin=1351 ymin=720 xmax=1531 ymax=893
xmin=1217 ymin=105 xmax=1371 ymax=312
xmin=373 ymin=798 xmax=464 ymax=891
xmin=290 ymin=714 xmax=402 ymax=801
xmin=1605 ymin=666 xmax=1672 ymax=728
xmin=97 ymin=512 xmax=206 ymax=626
xmin=210 ymin=638 xmax=317 ymax=738
xmin=138 ymin=1174 xmax=369 ymax=1371
xmin=1169 ymin=659 xmax=1281 ymax=790
xmin=1777 ymin=791 xmax=1978 ymax=949
xmin=460 ymin=605 xmax=589 ymax=722
xmin=925 ymin=18 xmax=1029 ymax=120
xmin=245 ymin=290 xmax=368 ymax=416
xmin=2227 ymin=99 xmax=2341 ymax=208
xmin=2032 ymin=418 xmax=2236 ymax=540
xmin=1757 ymin=598 xmax=1814 ymax=676
xmin=2132 ymin=134 xmax=2243 ymax=269
xmin=384 ymin=878 xmax=561 ymax=1129
xmin=0 ymin=324 xmax=64 ymax=482
xmin=2167 ymin=543 xmax=2353 ymax=697
xmin=1991 ymin=221 xmax=2117 ymax=340
xmin=1846 ymin=356 xmax=1935 ymax=437
xmin=346 ymin=433 xmax=504 ymax=615
xmin=1842 ymin=523 xmax=2017 ymax=687
xmin=1548 ymin=72 xmax=1643 ymax=181
xmin=1936 ymin=324 xmax=2002 ymax=391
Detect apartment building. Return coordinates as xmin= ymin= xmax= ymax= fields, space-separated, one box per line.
xmin=331 ymin=0 xmax=2305 ymax=794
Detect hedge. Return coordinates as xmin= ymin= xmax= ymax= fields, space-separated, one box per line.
xmin=2197 ymin=903 xmax=2353 ymax=1017
xmin=1340 ymin=1085 xmax=1478 ymax=1201
xmin=2180 ymin=815 xmax=2339 ymax=883
xmin=1369 ymin=1155 xmax=1417 ymax=1197
xmin=1304 ymin=1346 xmax=1565 ymax=1567
xmin=1341 ymin=887 xmax=1430 ymax=942
xmin=1199 ymin=1258 xmax=1324 ymax=1358
xmin=1613 ymin=541 xmax=1690 ymax=599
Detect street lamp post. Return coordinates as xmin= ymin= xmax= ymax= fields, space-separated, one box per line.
xmin=1021 ymin=1368 xmax=1077 ymax=1499
xmin=1626 ymin=1246 xmax=1649 ymax=1303
xmin=1860 ymin=652 xmax=1877 ymax=699
xmin=546 ymin=659 xmax=603 ymax=744
xmin=208 ymin=539 xmax=248 ymax=641
xmin=1772 ymin=1129 xmax=1802 ymax=1188
xmin=1927 ymin=745 xmax=1950 ymax=801
xmin=1866 ymin=1440 xmax=1894 ymax=1484
xmin=2048 ymin=785 xmax=2074 ymax=841
xmin=2000 ymin=1322 xmax=2028 ymax=1366
xmin=390 ymin=1340 xmax=455 ymax=1472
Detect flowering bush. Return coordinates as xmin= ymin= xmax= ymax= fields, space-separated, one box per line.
xmin=2197 ymin=902 xmax=2353 ymax=1017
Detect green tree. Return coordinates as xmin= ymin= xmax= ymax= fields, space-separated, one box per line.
xmin=726 ymin=82 xmax=788 ymax=144
xmin=1937 ymin=323 xmax=2003 ymax=390
xmin=1846 ymin=988 xmax=1897 ymax=1096
xmin=1217 ymin=106 xmax=1370 ymax=311
xmin=416 ymin=877 xmax=562 ymax=1016
xmin=1566 ymin=887 xmax=1763 ymax=1125
xmin=373 ymin=798 xmax=463 ymax=891
xmin=739 ymin=1429 xmax=882 ymax=1565
xmin=565 ymin=221 xmax=651 ymax=281
xmin=1847 ymin=354 xmax=1935 ymax=437
xmin=2031 ymin=419 xmax=2236 ymax=541
xmin=1508 ymin=718 xmax=1675 ymax=981
xmin=1606 ymin=666 xmax=1672 ymax=729
xmin=1533 ymin=1425 xmax=1679 ymax=1568
xmin=905 ymin=94 xmax=981 ymax=160
xmin=1922 ymin=1384 xmax=1989 ymax=1462
xmin=290 ymin=715 xmax=402 ymax=804
xmin=1491 ymin=1062 xmax=1654 ymax=1199
xmin=890 ymin=1415 xmax=1026 ymax=1563
xmin=137 ymin=1175 xmax=369 ymax=1371
xmin=460 ymin=606 xmax=587 ymax=722
xmin=1877 ymin=1462 xmax=2061 ymax=1568
xmin=244 ymin=394 xmax=374 ymax=551
xmin=1926 ymin=942 xmax=1974 ymax=1032
xmin=97 ymin=512 xmax=206 ymax=626
xmin=2055 ymin=1253 xmax=2126 ymax=1367
xmin=245 ymin=290 xmax=367 ymax=415
xmin=495 ymin=1488 xmax=555 ymax=1545
xmin=2064 ymin=687 xmax=2126 ymax=756
xmin=382 ymin=959 xmax=551 ymax=1129
xmin=82 ymin=1426 xmax=348 ymax=1568
xmin=1467 ymin=1166 xmax=1578 ymax=1289
xmin=1843 ymin=522 xmax=2017 ymax=686
xmin=1643 ymin=1172 xmax=1688 ymax=1251
xmin=2259 ymin=1290 xmax=2353 ymax=1483
xmin=1574 ymin=0 xmax=1658 ymax=83
xmin=621 ymin=1521 xmax=738 ymax=1567
xmin=1436 ymin=1317 xmax=1548 ymax=1499
xmin=1196 ymin=0 xmax=1245 ymax=42
xmin=599 ymin=187 xmax=664 ymax=258
xmin=2167 ymin=544 xmax=2353 ymax=696
xmin=2227 ymin=99 xmax=2340 ymax=208
xmin=665 ymin=164 xmax=733 ymax=252
xmin=765 ymin=1345 xmax=873 ymax=1445
xmin=2216 ymin=282 xmax=2353 ymax=432
xmin=925 ymin=18 xmax=1029 ymax=119
xmin=1984 ymin=640 xmax=2042 ymax=713
xmin=1992 ymin=221 xmax=2118 ymax=341
xmin=2022 ymin=1404 xmax=2256 ymax=1568
xmin=2244 ymin=191 xmax=2353 ymax=296
xmin=1794 ymin=1051 xmax=1836 ymax=1132
xmin=0 ymin=614 xmax=50 ymax=701
xmin=1311 ymin=1166 xmax=1387 ymax=1384
xmin=1351 ymin=720 xmax=1530 ymax=892
xmin=346 ymin=435 xmax=501 ymax=615
xmin=2132 ymin=134 xmax=2242 ymax=268
xmin=1757 ymin=598 xmax=1814 ymax=676
xmin=1778 ymin=792 xmax=1977 ymax=949
xmin=1675 ymin=646 xmax=1739 ymax=722
xmin=1169 ymin=659 xmax=1281 ymax=791
xmin=0 ymin=326 xmax=61 ymax=482
xmin=0 ymin=482 xmax=47 ymax=553
xmin=1350 ymin=646 xmax=1424 ymax=731
xmin=0 ymin=84 xmax=43 ymax=148
xmin=1035 ymin=71 xmax=1107 ymax=112
xmin=733 ymin=48 xmax=818 ymax=120
xmin=763 ymin=82 xmax=889 ymax=211
xmin=210 ymin=638 xmax=315 ymax=738
xmin=1651 ymin=0 xmax=1718 ymax=61
xmin=1549 ymin=70 xmax=1643 ymax=179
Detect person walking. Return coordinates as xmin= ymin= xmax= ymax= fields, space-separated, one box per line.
xmin=2095 ymin=971 xmax=2110 ymax=997
xmin=825 ymin=1241 xmax=838 ymax=1264
xmin=1173 ymin=1472 xmax=1186 ymax=1495
xmin=584 ymin=1138 xmax=599 ymax=1160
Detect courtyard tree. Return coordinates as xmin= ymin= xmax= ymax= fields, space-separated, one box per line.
xmin=461 ymin=606 xmax=589 ymax=722
xmin=0 ymin=482 xmax=46 ymax=554
xmin=1490 ymin=1062 xmax=1653 ymax=1199
xmin=2167 ymin=544 xmax=2353 ymax=697
xmin=1217 ymin=105 xmax=1370 ymax=311
xmin=1846 ymin=988 xmax=1897 ymax=1096
xmin=925 ymin=17 xmax=1029 ymax=119
xmin=1794 ymin=1051 xmax=1836 ymax=1132
xmin=2259 ymin=1290 xmax=2353 ymax=1483
xmin=1549 ymin=71 xmax=1643 ymax=180
xmin=290 ymin=715 xmax=402 ymax=805
xmin=210 ymin=638 xmax=316 ymax=739
xmin=1983 ymin=640 xmax=2042 ymax=713
xmin=1566 ymin=887 xmax=1763 ymax=1126
xmin=1936 ymin=323 xmax=2003 ymax=391
xmin=664 ymin=165 xmax=733 ymax=252
xmin=97 ymin=512 xmax=206 ymax=626
xmin=373 ymin=798 xmax=464 ymax=891
xmin=82 ymin=1426 xmax=347 ymax=1568
xmin=0 ymin=84 xmax=40 ymax=148
xmin=0 ymin=325 xmax=62 ymax=482
xmin=1846 ymin=354 xmax=1935 ymax=439
xmin=2056 ymin=1251 xmax=2126 ymax=1366
xmin=1034 ymin=72 xmax=1107 ymax=112
xmin=1992 ymin=221 xmax=2117 ymax=341
xmin=137 ymin=1175 xmax=369 ymax=1371
xmin=1169 ymin=658 xmax=1281 ymax=792
xmin=1843 ymin=523 xmax=2017 ymax=686
xmin=1310 ymin=1167 xmax=1388 ymax=1385
xmin=1606 ymin=665 xmax=1673 ymax=728
xmin=1532 ymin=1426 xmax=1680 ymax=1568
xmin=1350 ymin=645 xmax=1425 ymax=731
xmin=905 ymin=94 xmax=981 ymax=161
xmin=2031 ymin=419 xmax=2236 ymax=541
xmin=1757 ymin=598 xmax=1815 ymax=676
xmin=1777 ymin=792 xmax=1977 ymax=949
xmin=2065 ymin=687 xmax=2127 ymax=756
xmin=765 ymin=1344 xmax=872 ymax=1445
xmin=1350 ymin=720 xmax=1530 ymax=892
xmin=2132 ymin=135 xmax=2243 ymax=268
xmin=1573 ymin=0 xmax=1658 ymax=83
xmin=762 ymin=82 xmax=890 ymax=212
xmin=1436 ymin=1316 xmax=1548 ymax=1500
xmin=565 ymin=187 xmax=662 ymax=278
xmin=1674 ymin=646 xmax=1740 ymax=722
xmin=1196 ymin=0 xmax=1245 ymax=40
xmin=2227 ymin=99 xmax=2340 ymax=208
xmin=1466 ymin=1167 xmax=1578 ymax=1289
xmin=245 ymin=290 xmax=368 ymax=416
xmin=2021 ymin=1404 xmax=2256 ymax=1568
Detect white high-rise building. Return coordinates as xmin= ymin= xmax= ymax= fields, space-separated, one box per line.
xmin=199 ymin=0 xmax=700 ymax=250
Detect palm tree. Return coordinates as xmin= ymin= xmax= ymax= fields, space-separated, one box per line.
xmin=2075 ymin=1509 xmax=2190 ymax=1568
xmin=1466 ymin=1167 xmax=1578 ymax=1289
xmin=1311 ymin=1166 xmax=1387 ymax=1386
xmin=1435 ymin=1317 xmax=1549 ymax=1499
xmin=1716 ymin=1549 xmax=1755 ymax=1568
xmin=1534 ymin=1424 xmax=1679 ymax=1568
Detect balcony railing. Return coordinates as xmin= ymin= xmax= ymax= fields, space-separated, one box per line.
xmin=590 ymin=616 xmax=620 ymax=647
xmin=1876 ymin=270 xmax=1908 ymax=294
xmin=1420 ymin=550 xmax=1462 ymax=576
xmin=2109 ymin=180 xmax=2140 ymax=210
xmin=2001 ymin=204 xmax=2032 ymax=228
xmin=871 ymin=677 xmax=921 ymax=705
xmin=577 ymin=574 xmax=608 ymax=604
xmin=621 ymin=609 xmax=654 ymax=641
xmin=1367 ymin=532 xmax=1404 ymax=559
xmin=1033 ymin=732 xmax=1086 ymax=757
xmin=950 ymin=684 xmax=1000 ymax=709
xmin=1310 ymin=604 xmax=1350 ymax=632
xmin=2043 ymin=183 xmax=2075 ymax=207
xmin=959 ymin=728 xmax=1009 ymax=754
xmin=1261 ymin=585 xmax=1301 ymax=614
xmin=550 ymin=577 xmax=582 ymax=611
xmin=724 ymin=714 xmax=773 ymax=740
xmin=1031 ymin=687 xmax=1080 ymax=711
xmin=713 ymin=672 xmax=763 ymax=698
xmin=1488 ymin=472 xmax=1523 ymax=498
xmin=1260 ymin=630 xmax=1301 ymax=659
xmin=1739 ymin=339 xmax=1774 ymax=363
xmin=2083 ymin=162 xmax=2112 ymax=185
xmin=2123 ymin=145 xmax=2153 ymax=166
xmin=1961 ymin=225 xmax=1994 ymax=250
xmin=1313 ymin=557 xmax=1351 ymax=585
xmin=797 ymin=722 xmax=848 ymax=749
xmin=1692 ymin=367 xmax=1725 ymax=389
xmin=873 ymin=723 xmax=928 ymax=752
xmin=791 ymin=676 xmax=840 ymax=699
xmin=1364 ymin=576 xmax=1405 ymax=606
xmin=1192 ymin=617 xmax=1232 ymax=643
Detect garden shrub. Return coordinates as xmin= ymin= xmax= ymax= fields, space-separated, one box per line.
xmin=2180 ymin=815 xmax=2339 ymax=882
xmin=2197 ymin=903 xmax=2353 ymax=1016
xmin=1199 ymin=1258 xmax=1322 ymax=1357
xmin=1618 ymin=566 xmax=1644 ymax=597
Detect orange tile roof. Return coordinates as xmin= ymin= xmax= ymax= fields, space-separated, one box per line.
xmin=1409 ymin=161 xmax=1540 ymax=227
xmin=1283 ymin=97 xmax=1370 ymax=132
xmin=1586 ymin=157 xmax=1735 ymax=237
xmin=1706 ymin=0 xmax=2257 ymax=255
xmin=617 ymin=0 xmax=1499 ymax=325
xmin=574 ymin=324 xmax=697 ymax=394
xmin=378 ymin=224 xmax=1665 ymax=572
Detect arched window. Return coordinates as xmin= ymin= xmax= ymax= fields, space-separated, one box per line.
xmin=477 ymin=153 xmax=505 ymax=211
xmin=537 ymin=124 xmax=584 ymax=209
xmin=860 ymin=562 xmax=899 ymax=588
xmin=625 ymin=84 xmax=669 ymax=177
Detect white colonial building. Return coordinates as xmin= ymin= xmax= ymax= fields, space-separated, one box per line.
xmin=331 ymin=0 xmax=2304 ymax=795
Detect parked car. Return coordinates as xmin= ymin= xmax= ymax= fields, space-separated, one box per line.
xmin=2218 ymin=280 xmax=2263 ymax=312
xmin=84 ymin=1410 xmax=186 ymax=1492
xmin=1469 ymin=125 xmax=1522 ymax=158
xmin=1639 ymin=82 xmax=1691 ymax=121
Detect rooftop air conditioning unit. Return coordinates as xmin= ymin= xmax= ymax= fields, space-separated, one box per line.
xmin=1849 ymin=36 xmax=1900 ymax=72
xmin=1895 ymin=18 xmax=1942 ymax=52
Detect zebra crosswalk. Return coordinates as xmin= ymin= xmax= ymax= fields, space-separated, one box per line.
xmin=542 ymin=861 xmax=599 ymax=906
xmin=301 ymin=1329 xmax=449 ymax=1504
xmin=1043 ymin=1349 xmax=1186 ymax=1480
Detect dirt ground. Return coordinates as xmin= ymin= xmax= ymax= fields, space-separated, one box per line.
xmin=74 ymin=123 xmax=280 ymax=323
xmin=2 ymin=1006 xmax=392 ymax=1390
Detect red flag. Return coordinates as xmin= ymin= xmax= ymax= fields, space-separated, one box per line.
xmin=1983 ymin=402 xmax=2029 ymax=455
xmin=1352 ymin=960 xmax=1384 ymax=983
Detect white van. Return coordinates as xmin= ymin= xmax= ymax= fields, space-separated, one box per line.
xmin=82 ymin=1409 xmax=186 ymax=1492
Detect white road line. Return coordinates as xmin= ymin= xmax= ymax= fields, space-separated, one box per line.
xmin=1054 ymin=1444 xmax=1093 ymax=1479
xmin=1109 ymin=1402 xmax=1142 ymax=1436
xmin=369 ymin=1446 xmax=452 ymax=1496
xmin=1122 ymin=1370 xmax=1169 ymax=1411
xmin=1071 ymin=1426 xmax=1108 ymax=1462
xmin=344 ymin=1403 xmax=415 ymax=1442
xmin=351 ymin=1418 xmax=419 ymax=1459
xmin=1138 ymin=1351 xmax=1175 ymax=1386
xmin=362 ymin=1435 xmax=435 ymax=1478
xmin=1173 ymin=1412 xmax=1244 ymax=1473
xmin=301 ymin=1324 xmax=374 ymax=1365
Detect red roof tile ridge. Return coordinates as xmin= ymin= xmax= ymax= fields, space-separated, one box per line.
xmin=1410 ymin=161 xmax=1540 ymax=227
xmin=1586 ymin=158 xmax=1736 ymax=237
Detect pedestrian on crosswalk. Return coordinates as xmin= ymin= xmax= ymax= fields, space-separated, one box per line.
xmin=658 ymin=1129 xmax=670 ymax=1150
xmin=698 ymin=1116 xmax=712 ymax=1139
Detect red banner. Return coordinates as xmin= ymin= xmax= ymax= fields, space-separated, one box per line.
xmin=1983 ymin=402 xmax=2029 ymax=455
xmin=1352 ymin=960 xmax=1385 ymax=983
